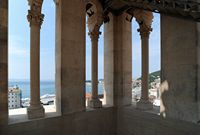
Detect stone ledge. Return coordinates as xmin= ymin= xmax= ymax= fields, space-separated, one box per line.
xmin=136 ymin=100 xmax=153 ymax=111
xmin=86 ymin=104 xmax=113 ymax=112
xmin=9 ymin=105 xmax=59 ymax=125
xmin=9 ymin=104 xmax=114 ymax=125
xmin=132 ymin=101 xmax=160 ymax=115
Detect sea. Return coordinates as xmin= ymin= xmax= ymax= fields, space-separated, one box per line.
xmin=9 ymin=80 xmax=104 ymax=99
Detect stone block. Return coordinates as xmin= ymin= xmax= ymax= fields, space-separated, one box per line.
xmin=27 ymin=105 xmax=45 ymax=119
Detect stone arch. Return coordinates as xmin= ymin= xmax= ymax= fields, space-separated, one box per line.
xmin=133 ymin=9 xmax=154 ymax=28
xmin=126 ymin=8 xmax=154 ymax=28
xmin=85 ymin=0 xmax=103 ymax=15
xmin=85 ymin=0 xmax=104 ymax=32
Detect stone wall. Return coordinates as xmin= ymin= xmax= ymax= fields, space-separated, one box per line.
xmin=161 ymin=14 xmax=199 ymax=123
xmin=197 ymin=0 xmax=200 ymax=122
xmin=1 ymin=107 xmax=115 ymax=135
xmin=118 ymin=106 xmax=200 ymax=135
xmin=198 ymin=18 xmax=200 ymax=123
xmin=0 ymin=0 xmax=8 ymax=126
xmin=2 ymin=106 xmax=200 ymax=135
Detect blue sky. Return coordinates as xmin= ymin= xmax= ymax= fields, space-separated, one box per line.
xmin=9 ymin=0 xmax=160 ymax=81
xmin=132 ymin=14 xmax=161 ymax=79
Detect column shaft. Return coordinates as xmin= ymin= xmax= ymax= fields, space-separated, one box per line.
xmin=88 ymin=31 xmax=102 ymax=108
xmin=136 ymin=25 xmax=153 ymax=110
xmin=91 ymin=39 xmax=98 ymax=99
xmin=141 ymin=37 xmax=149 ymax=101
xmin=30 ymin=25 xmax=40 ymax=107
xmin=28 ymin=23 xmax=44 ymax=118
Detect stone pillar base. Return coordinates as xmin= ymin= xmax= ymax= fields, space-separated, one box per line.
xmin=27 ymin=105 xmax=45 ymax=119
xmin=88 ymin=99 xmax=102 ymax=108
xmin=136 ymin=100 xmax=153 ymax=111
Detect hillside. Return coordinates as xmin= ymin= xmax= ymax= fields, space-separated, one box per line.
xmin=137 ymin=70 xmax=160 ymax=84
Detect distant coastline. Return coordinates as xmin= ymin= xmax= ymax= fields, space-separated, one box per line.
xmin=9 ymin=79 xmax=55 ymax=82
xmin=9 ymin=80 xmax=104 ymax=99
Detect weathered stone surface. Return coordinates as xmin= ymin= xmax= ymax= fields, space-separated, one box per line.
xmin=0 ymin=26 xmax=7 ymax=41
xmin=56 ymin=0 xmax=86 ymax=114
xmin=118 ymin=106 xmax=200 ymax=135
xmin=1 ymin=107 xmax=115 ymax=135
xmin=0 ymin=0 xmax=7 ymax=9
xmin=161 ymin=14 xmax=199 ymax=123
xmin=136 ymin=100 xmax=153 ymax=110
xmin=0 ymin=0 xmax=8 ymax=126
xmin=27 ymin=105 xmax=45 ymax=119
xmin=104 ymin=13 xmax=114 ymax=106
xmin=104 ymin=13 xmax=132 ymax=107
xmin=198 ymin=21 xmax=200 ymax=122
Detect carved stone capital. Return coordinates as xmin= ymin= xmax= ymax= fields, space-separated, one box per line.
xmin=27 ymin=10 xmax=44 ymax=26
xmin=89 ymin=26 xmax=101 ymax=42
xmin=27 ymin=0 xmax=44 ymax=26
xmin=137 ymin=24 xmax=152 ymax=38
xmin=133 ymin=9 xmax=153 ymax=38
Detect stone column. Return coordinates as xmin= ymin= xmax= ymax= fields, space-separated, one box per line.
xmin=104 ymin=13 xmax=132 ymax=107
xmin=56 ymin=0 xmax=85 ymax=114
xmin=0 ymin=0 xmax=8 ymax=126
xmin=88 ymin=28 xmax=102 ymax=108
xmin=27 ymin=0 xmax=44 ymax=119
xmin=136 ymin=23 xmax=153 ymax=110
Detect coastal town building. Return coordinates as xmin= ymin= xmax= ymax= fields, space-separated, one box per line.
xmin=132 ymin=76 xmax=160 ymax=103
xmin=1 ymin=0 xmax=200 ymax=135
xmin=8 ymin=86 xmax=22 ymax=109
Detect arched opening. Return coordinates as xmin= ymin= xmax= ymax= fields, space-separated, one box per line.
xmin=8 ymin=0 xmax=30 ymax=117
xmin=40 ymin=0 xmax=56 ymax=113
xmin=132 ymin=13 xmax=161 ymax=110
xmin=8 ymin=0 xmax=56 ymax=121
xmin=85 ymin=3 xmax=104 ymax=107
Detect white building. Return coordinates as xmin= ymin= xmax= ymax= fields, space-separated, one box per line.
xmin=8 ymin=86 xmax=22 ymax=109
xmin=132 ymin=79 xmax=141 ymax=88
xmin=150 ymin=77 xmax=161 ymax=99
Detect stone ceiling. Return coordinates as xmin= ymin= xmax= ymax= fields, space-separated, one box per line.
xmin=99 ymin=0 xmax=200 ymax=22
